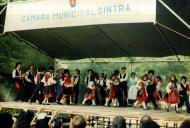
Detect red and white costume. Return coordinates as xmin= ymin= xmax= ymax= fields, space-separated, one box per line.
xmin=165 ymin=82 xmax=180 ymax=104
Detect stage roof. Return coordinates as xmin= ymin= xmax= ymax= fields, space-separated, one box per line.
xmin=0 ymin=0 xmax=189 ymax=61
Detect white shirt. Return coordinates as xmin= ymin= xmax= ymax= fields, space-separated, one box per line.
xmin=97 ymin=79 xmax=104 ymax=87
xmin=166 ymin=82 xmax=176 ymax=93
xmin=25 ymin=70 xmax=34 ymax=83
xmin=156 ymin=81 xmax=162 ymax=91
xmin=41 ymin=77 xmax=56 ymax=86
xmin=129 ymin=77 xmax=138 ymax=87
xmin=12 ymin=68 xmax=21 ymax=78
xmin=119 ymin=72 xmax=128 ymax=82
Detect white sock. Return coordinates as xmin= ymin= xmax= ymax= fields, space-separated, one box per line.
xmin=82 ymin=98 xmax=87 ymax=105
xmin=92 ymin=100 xmax=96 ymax=105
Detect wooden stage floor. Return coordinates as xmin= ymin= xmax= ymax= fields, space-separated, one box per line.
xmin=0 ymin=102 xmax=189 ymax=126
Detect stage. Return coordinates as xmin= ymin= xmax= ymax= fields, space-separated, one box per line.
xmin=0 ymin=102 xmax=189 ymax=127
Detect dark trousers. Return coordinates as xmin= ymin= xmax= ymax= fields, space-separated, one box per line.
xmin=73 ymin=86 xmax=79 ymax=104
xmin=97 ymin=86 xmax=106 ymax=105
xmin=118 ymin=82 xmax=128 ymax=107
xmin=15 ymin=88 xmax=22 ymax=101
xmin=25 ymin=83 xmax=35 ymax=101
xmin=30 ymin=84 xmax=44 ymax=103
xmin=178 ymin=94 xmax=190 ymax=112
xmin=146 ymin=95 xmax=158 ymax=109
xmin=14 ymin=82 xmax=23 ymax=101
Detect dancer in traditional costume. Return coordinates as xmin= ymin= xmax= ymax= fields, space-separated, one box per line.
xmin=154 ymin=76 xmax=163 ymax=106
xmin=128 ymin=72 xmax=138 ymax=106
xmin=82 ymin=81 xmax=96 ymax=106
xmin=146 ymin=78 xmax=159 ymax=110
xmin=55 ymin=73 xmax=64 ymax=104
xmin=134 ymin=74 xmax=148 ymax=110
xmin=82 ymin=69 xmax=96 ymax=105
xmin=164 ymin=75 xmax=180 ymax=113
xmin=24 ymin=64 xmax=35 ymax=101
xmin=118 ymin=67 xmax=128 ymax=107
xmin=96 ymin=73 xmax=106 ymax=105
xmin=177 ymin=76 xmax=190 ymax=113
xmin=12 ymin=62 xmax=23 ymax=101
xmin=42 ymin=72 xmax=57 ymax=105
xmin=72 ymin=69 xmax=81 ymax=104
xmin=105 ymin=74 xmax=120 ymax=107
xmin=29 ymin=67 xmax=46 ymax=104
xmin=61 ymin=69 xmax=74 ymax=105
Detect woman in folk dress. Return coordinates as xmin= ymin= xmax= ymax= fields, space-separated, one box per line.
xmin=128 ymin=72 xmax=138 ymax=106
xmin=105 ymin=74 xmax=120 ymax=107
xmin=82 ymin=81 xmax=96 ymax=106
xmin=61 ymin=69 xmax=74 ymax=105
xmin=42 ymin=72 xmax=57 ymax=105
xmin=133 ymin=74 xmax=148 ymax=110
xmin=164 ymin=75 xmax=180 ymax=113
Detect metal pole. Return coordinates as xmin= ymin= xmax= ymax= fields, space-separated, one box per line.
xmin=154 ymin=23 xmax=180 ymax=62
xmin=156 ymin=22 xmax=190 ymax=40
xmin=158 ymin=0 xmax=190 ymax=29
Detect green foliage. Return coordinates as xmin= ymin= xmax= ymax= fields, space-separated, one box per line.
xmin=0 ymin=34 xmax=53 ymax=73
xmin=0 ymin=33 xmax=53 ymax=101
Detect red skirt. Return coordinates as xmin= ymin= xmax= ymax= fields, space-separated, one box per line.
xmin=154 ymin=91 xmax=162 ymax=101
xmin=136 ymin=88 xmax=147 ymax=102
xmin=165 ymin=91 xmax=179 ymax=104
xmin=84 ymin=89 xmax=95 ymax=100
xmin=109 ymin=85 xmax=118 ymax=99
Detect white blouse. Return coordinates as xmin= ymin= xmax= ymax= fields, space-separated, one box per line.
xmin=41 ymin=77 xmax=57 ymax=86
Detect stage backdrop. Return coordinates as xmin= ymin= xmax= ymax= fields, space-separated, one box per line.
xmin=4 ymin=0 xmax=156 ymax=32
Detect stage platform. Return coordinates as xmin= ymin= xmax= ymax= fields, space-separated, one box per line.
xmin=0 ymin=102 xmax=189 ymax=128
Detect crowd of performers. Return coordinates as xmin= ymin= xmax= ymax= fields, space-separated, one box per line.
xmin=12 ymin=62 xmax=190 ymax=113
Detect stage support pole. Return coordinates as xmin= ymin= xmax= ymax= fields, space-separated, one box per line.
xmin=158 ymin=0 xmax=190 ymax=29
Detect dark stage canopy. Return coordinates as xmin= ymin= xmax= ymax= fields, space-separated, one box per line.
xmin=0 ymin=0 xmax=189 ymax=61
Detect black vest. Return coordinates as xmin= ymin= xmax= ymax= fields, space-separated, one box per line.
xmin=13 ymin=69 xmax=21 ymax=83
xmin=74 ymin=76 xmax=81 ymax=86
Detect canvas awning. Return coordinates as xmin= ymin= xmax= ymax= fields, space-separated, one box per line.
xmin=0 ymin=0 xmax=189 ymax=61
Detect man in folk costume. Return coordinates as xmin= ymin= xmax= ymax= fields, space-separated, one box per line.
xmin=72 ymin=69 xmax=81 ymax=105
xmin=118 ymin=67 xmax=128 ymax=107
xmin=29 ymin=67 xmax=46 ymax=104
xmin=42 ymin=72 xmax=57 ymax=105
xmin=61 ymin=69 xmax=74 ymax=105
xmin=12 ymin=62 xmax=24 ymax=101
xmin=147 ymin=70 xmax=155 ymax=83
xmin=177 ymin=76 xmax=190 ymax=113
xmin=134 ymin=74 xmax=148 ymax=110
xmin=146 ymin=78 xmax=159 ymax=110
xmin=105 ymin=74 xmax=120 ymax=107
xmin=55 ymin=73 xmax=64 ymax=104
xmin=24 ymin=64 xmax=35 ymax=101
xmin=96 ymin=73 xmax=106 ymax=105
xmin=82 ymin=69 xmax=96 ymax=105
xmin=164 ymin=75 xmax=180 ymax=113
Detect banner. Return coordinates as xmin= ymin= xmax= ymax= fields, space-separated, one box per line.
xmin=4 ymin=0 xmax=156 ymax=32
